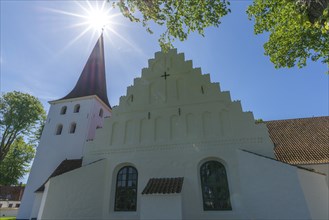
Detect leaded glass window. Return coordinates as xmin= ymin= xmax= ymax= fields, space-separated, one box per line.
xmin=114 ymin=166 xmax=138 ymax=211
xmin=200 ymin=161 xmax=232 ymax=210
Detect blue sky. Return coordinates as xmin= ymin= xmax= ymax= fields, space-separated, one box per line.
xmin=1 ymin=0 xmax=328 ymax=123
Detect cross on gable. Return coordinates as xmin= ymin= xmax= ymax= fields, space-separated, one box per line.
xmin=161 ymin=72 xmax=170 ymax=80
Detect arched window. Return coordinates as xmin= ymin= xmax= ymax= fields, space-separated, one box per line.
xmin=73 ymin=104 xmax=80 ymax=113
xmin=60 ymin=106 xmax=67 ymax=115
xmin=200 ymin=160 xmax=232 ymax=211
xmin=115 ymin=166 xmax=138 ymax=211
xmin=69 ymin=122 xmax=76 ymax=134
xmin=99 ymin=108 xmax=103 ymax=117
xmin=56 ymin=124 xmax=63 ymax=135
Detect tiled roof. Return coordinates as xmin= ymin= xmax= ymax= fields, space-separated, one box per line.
xmin=35 ymin=159 xmax=82 ymax=192
xmin=0 ymin=185 xmax=25 ymax=201
xmin=142 ymin=177 xmax=184 ymax=195
xmin=265 ymin=116 xmax=329 ymax=165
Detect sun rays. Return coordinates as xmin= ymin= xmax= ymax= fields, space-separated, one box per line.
xmin=43 ymin=0 xmax=126 ymax=51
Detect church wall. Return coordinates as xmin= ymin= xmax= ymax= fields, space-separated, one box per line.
xmin=84 ymin=51 xmax=275 ymax=163
xmin=39 ymin=159 xmax=108 ymax=220
xmin=300 ymin=164 xmax=329 ymax=186
xmin=34 ymin=49 xmax=328 ymax=220
xmin=37 ymin=181 xmax=49 ymax=220
xmin=30 ymin=192 xmax=43 ymax=219
xmin=93 ymin=144 xmax=246 ymax=220
xmin=86 ymin=98 xmax=111 ymax=141
xmin=237 ymin=150 xmax=322 ymax=220
xmin=140 ymin=194 xmax=182 ymax=220
xmin=19 ymin=96 xmax=110 ymax=219
xmin=297 ymin=168 xmax=329 ymax=220
xmin=81 ymin=49 xmax=279 ymax=219
xmin=84 ymin=106 xmax=273 ymax=166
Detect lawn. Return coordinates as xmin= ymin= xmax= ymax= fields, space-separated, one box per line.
xmin=0 ymin=217 xmax=16 ymax=220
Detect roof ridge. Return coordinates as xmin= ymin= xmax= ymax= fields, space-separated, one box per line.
xmin=265 ymin=116 xmax=329 ymax=123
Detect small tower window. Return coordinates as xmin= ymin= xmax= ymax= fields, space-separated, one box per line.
xmin=74 ymin=104 xmax=80 ymax=113
xmin=69 ymin=122 xmax=77 ymax=134
xmin=99 ymin=108 xmax=104 ymax=117
xmin=60 ymin=106 xmax=67 ymax=115
xmin=56 ymin=124 xmax=63 ymax=135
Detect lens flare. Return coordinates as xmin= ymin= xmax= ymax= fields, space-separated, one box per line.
xmin=84 ymin=2 xmax=111 ymax=31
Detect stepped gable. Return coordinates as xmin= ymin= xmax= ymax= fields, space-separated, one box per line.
xmin=112 ymin=49 xmax=258 ymax=135
xmin=86 ymin=49 xmax=274 ymax=159
xmin=58 ymin=34 xmax=111 ymax=108
xmin=266 ymin=116 xmax=329 ymax=165
xmin=115 ymin=49 xmax=233 ymax=111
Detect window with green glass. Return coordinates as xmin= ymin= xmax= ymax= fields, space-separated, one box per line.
xmin=114 ymin=166 xmax=138 ymax=211
xmin=200 ymin=160 xmax=232 ymax=211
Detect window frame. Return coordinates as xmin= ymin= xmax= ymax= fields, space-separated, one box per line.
xmin=56 ymin=124 xmax=63 ymax=135
xmin=60 ymin=106 xmax=67 ymax=115
xmin=73 ymin=104 xmax=80 ymax=113
xmin=114 ymin=166 xmax=138 ymax=212
xmin=69 ymin=122 xmax=77 ymax=134
xmin=200 ymin=160 xmax=232 ymax=211
xmin=99 ymin=108 xmax=104 ymax=117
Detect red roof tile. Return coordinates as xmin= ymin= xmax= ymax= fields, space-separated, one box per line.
xmin=0 ymin=185 xmax=25 ymax=201
xmin=142 ymin=177 xmax=184 ymax=195
xmin=265 ymin=116 xmax=329 ymax=165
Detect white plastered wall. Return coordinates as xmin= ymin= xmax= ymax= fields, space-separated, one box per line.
xmin=39 ymin=159 xmax=108 ymax=220
xmin=84 ymin=49 xmax=275 ymax=164
xmin=237 ymin=150 xmax=328 ymax=220
xmin=82 ymin=50 xmax=276 ymax=219
xmin=301 ymin=164 xmax=329 ymax=186
xmin=30 ymin=192 xmax=43 ymax=219
xmin=297 ymin=168 xmax=329 ymax=219
xmin=38 ymin=50 xmax=328 ymax=220
xmin=18 ymin=96 xmax=110 ymax=220
xmin=140 ymin=194 xmax=182 ymax=220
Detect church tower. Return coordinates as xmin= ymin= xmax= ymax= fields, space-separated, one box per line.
xmin=17 ymin=34 xmax=111 ymax=220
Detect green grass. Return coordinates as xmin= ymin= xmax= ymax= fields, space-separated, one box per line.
xmin=0 ymin=217 xmax=16 ymax=220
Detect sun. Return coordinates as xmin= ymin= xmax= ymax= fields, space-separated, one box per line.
xmin=86 ymin=10 xmax=110 ymax=30
xmin=45 ymin=1 xmax=118 ymax=38
xmin=43 ymin=0 xmax=133 ymax=51
xmin=83 ymin=1 xmax=112 ymax=31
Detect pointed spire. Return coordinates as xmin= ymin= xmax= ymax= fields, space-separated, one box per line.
xmin=59 ymin=33 xmax=111 ymax=108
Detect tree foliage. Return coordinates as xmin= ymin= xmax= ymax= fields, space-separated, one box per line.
xmin=110 ymin=0 xmax=328 ymax=70
xmin=0 ymin=137 xmax=35 ymax=185
xmin=111 ymin=0 xmax=231 ymax=50
xmin=0 ymin=91 xmax=46 ymax=162
xmin=247 ymin=0 xmax=329 ymax=69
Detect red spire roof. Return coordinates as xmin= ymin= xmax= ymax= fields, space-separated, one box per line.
xmin=59 ymin=33 xmax=111 ymax=108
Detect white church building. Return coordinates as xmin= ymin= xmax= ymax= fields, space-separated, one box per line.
xmin=17 ymin=34 xmax=329 ymax=220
